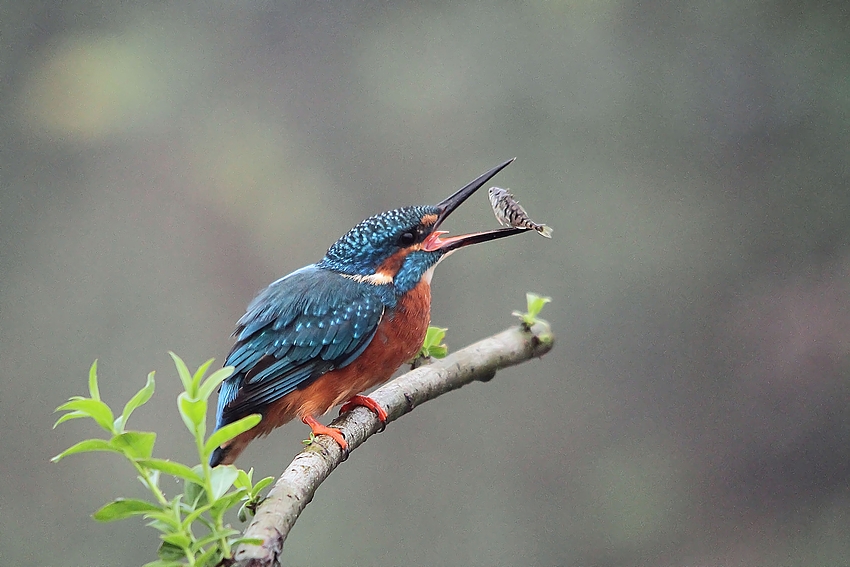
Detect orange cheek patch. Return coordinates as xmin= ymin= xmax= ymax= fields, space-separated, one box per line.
xmin=376 ymin=248 xmax=412 ymax=278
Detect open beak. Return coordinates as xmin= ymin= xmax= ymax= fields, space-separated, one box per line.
xmin=422 ymin=158 xmax=528 ymax=252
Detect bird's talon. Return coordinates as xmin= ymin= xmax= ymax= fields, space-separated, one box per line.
xmin=302 ymin=415 xmax=348 ymax=451
xmin=340 ymin=395 xmax=388 ymax=423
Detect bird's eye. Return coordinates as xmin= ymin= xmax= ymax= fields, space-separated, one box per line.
xmin=398 ymin=231 xmax=416 ymax=246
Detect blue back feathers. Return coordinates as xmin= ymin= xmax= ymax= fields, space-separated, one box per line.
xmin=216 ymin=266 xmax=385 ymax=427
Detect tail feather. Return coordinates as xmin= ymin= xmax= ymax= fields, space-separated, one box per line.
xmin=209 ymin=445 xmax=230 ymax=467
xmin=209 ymin=432 xmax=254 ymax=467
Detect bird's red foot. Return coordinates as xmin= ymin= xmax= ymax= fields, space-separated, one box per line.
xmin=340 ymin=395 xmax=388 ymax=423
xmin=301 ymin=415 xmax=347 ymax=450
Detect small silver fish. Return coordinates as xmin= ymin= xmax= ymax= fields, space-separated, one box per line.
xmin=488 ymin=187 xmax=553 ymax=238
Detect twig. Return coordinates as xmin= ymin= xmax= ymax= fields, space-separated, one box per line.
xmin=232 ymin=321 xmax=554 ymax=567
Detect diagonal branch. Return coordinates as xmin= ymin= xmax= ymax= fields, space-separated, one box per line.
xmin=232 ymin=321 xmax=554 ymax=567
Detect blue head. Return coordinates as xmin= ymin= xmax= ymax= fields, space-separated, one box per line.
xmin=318 ymin=159 xmax=527 ymax=296
xmin=320 ymin=205 xmax=443 ymax=293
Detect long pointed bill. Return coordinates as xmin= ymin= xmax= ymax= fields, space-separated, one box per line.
xmin=433 ymin=157 xmax=515 ymax=230
xmin=422 ymin=157 xmax=528 ymax=252
xmin=422 ymin=227 xmax=528 ymax=252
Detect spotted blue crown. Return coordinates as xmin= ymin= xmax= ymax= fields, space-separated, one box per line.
xmin=319 ymin=205 xmax=440 ymax=276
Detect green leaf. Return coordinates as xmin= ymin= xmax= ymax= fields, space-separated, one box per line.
xmin=141 ymin=469 xmax=161 ymax=490
xmin=54 ymin=398 xmax=115 ymax=434
xmin=93 ymin=498 xmax=162 ymax=522
xmin=513 ymin=292 xmax=552 ymax=327
xmin=182 ymin=502 xmax=214 ymax=528
xmin=169 ymin=352 xmax=194 ymax=395
xmin=88 ymin=360 xmax=100 ymax=401
xmin=198 ymin=366 xmax=234 ymax=402
xmin=418 ymin=326 xmax=448 ymax=358
xmin=510 ymin=309 xmax=528 ymax=324
xmin=137 ymin=459 xmax=204 ymax=484
xmin=143 ymin=560 xmax=184 ymax=567
xmin=234 ymin=468 xmax=253 ymax=491
xmin=194 ymin=358 xmax=215 ymax=378
xmin=239 ymin=473 xmax=272 ymax=520
xmin=193 ymin=545 xmax=223 ymax=567
xmin=52 ymin=410 xmax=89 ymax=429
xmin=232 ymin=537 xmax=264 ymax=546
xmin=429 ymin=345 xmax=448 ymax=359
xmin=118 ymin=372 xmax=155 ymax=433
xmin=191 ymin=358 xmax=215 ymax=394
xmin=146 ymin=509 xmax=181 ymax=530
xmin=251 ymin=476 xmax=274 ymax=497
xmin=193 ymin=529 xmax=239 ymax=551
xmin=177 ymin=393 xmax=206 ymax=435
xmin=160 ymin=531 xmax=192 ymax=549
xmin=169 ymin=495 xmax=184 ymax=524
xmin=157 ymin=540 xmax=186 ymax=561
xmin=51 ymin=438 xmax=119 ymax=462
xmin=209 ymin=465 xmax=240 ymax=500
xmin=146 ymin=518 xmax=177 ymax=534
xmin=424 ymin=326 xmax=447 ymax=346
xmin=526 ymin=292 xmax=552 ymax=318
xmin=184 ymin=475 xmax=206 ymax=507
xmin=111 ymin=431 xmax=156 ymax=460
xmin=203 ymin=414 xmax=261 ymax=458
xmin=210 ymin=490 xmax=247 ymax=515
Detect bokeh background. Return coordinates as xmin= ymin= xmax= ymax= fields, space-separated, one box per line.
xmin=3 ymin=2 xmax=850 ymax=566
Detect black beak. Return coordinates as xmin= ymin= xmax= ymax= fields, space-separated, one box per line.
xmin=433 ymin=157 xmax=514 ymax=228
xmin=423 ymin=158 xmax=528 ymax=252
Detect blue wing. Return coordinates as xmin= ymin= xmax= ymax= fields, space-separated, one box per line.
xmin=215 ymin=265 xmax=385 ymax=429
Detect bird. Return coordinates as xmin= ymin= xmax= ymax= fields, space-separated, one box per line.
xmin=210 ymin=158 xmax=528 ymax=466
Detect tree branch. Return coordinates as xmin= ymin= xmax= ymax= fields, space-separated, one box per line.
xmin=232 ymin=321 xmax=554 ymax=567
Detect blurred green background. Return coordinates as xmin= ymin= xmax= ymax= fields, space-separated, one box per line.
xmin=3 ymin=2 xmax=850 ymax=566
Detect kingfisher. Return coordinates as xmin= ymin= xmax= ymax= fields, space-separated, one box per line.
xmin=210 ymin=158 xmax=527 ymax=466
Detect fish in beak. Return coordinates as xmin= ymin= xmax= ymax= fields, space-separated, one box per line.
xmin=422 ymin=158 xmax=528 ymax=252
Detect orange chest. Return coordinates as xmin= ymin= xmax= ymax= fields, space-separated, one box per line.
xmin=362 ymin=280 xmax=433 ymax=373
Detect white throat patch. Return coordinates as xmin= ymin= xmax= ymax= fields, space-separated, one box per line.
xmin=339 ymin=271 xmax=394 ymax=285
